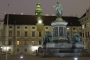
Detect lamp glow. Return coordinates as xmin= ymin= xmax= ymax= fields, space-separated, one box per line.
xmin=38 ymin=20 xmax=42 ymax=24
xmin=20 ymin=56 xmax=23 ymax=59
xmin=67 ymin=28 xmax=69 ymax=29
xmin=1 ymin=47 xmax=2 ymax=48
xmin=31 ymin=46 xmax=38 ymax=51
xmin=74 ymin=57 xmax=78 ymax=60
xmin=3 ymin=46 xmax=10 ymax=51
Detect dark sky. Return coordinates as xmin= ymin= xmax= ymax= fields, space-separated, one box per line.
xmin=0 ymin=0 xmax=90 ymax=19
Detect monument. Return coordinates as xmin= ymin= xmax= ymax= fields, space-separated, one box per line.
xmin=36 ymin=1 xmax=90 ymax=57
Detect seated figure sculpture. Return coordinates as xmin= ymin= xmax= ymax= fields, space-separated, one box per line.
xmin=72 ymin=30 xmax=81 ymax=43
xmin=43 ymin=30 xmax=53 ymax=45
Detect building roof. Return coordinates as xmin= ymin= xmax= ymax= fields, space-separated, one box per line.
xmin=4 ymin=14 xmax=81 ymax=26
xmin=80 ymin=13 xmax=86 ymax=18
xmin=80 ymin=8 xmax=90 ymax=18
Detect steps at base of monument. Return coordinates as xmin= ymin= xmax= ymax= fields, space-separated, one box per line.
xmin=53 ymin=53 xmax=90 ymax=57
xmin=48 ymin=48 xmax=88 ymax=53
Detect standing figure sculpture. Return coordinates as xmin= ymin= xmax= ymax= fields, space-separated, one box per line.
xmin=67 ymin=34 xmax=70 ymax=43
xmin=53 ymin=1 xmax=63 ymax=18
xmin=72 ymin=30 xmax=81 ymax=43
xmin=43 ymin=30 xmax=53 ymax=45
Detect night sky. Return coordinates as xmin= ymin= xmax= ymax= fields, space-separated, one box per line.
xmin=0 ymin=0 xmax=90 ymax=19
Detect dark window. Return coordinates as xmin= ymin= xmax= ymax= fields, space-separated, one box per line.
xmin=83 ymin=33 xmax=84 ymax=38
xmin=46 ymin=27 xmax=48 ymax=29
xmin=86 ymin=32 xmax=87 ymax=38
xmin=9 ymin=31 xmax=12 ymax=37
xmin=25 ymin=31 xmax=27 ymax=37
xmin=67 ymin=32 xmax=69 ymax=35
xmin=39 ymin=32 xmax=42 ymax=37
xmin=32 ymin=27 xmax=35 ymax=29
xmin=80 ymin=32 xmax=82 ymax=37
xmin=32 ymin=31 xmax=35 ymax=37
xmin=39 ymin=41 xmax=41 ymax=45
xmin=85 ymin=24 xmax=86 ymax=28
xmin=9 ymin=26 xmax=12 ymax=28
xmin=17 ymin=49 xmax=19 ymax=52
xmin=17 ymin=31 xmax=20 ymax=37
xmin=25 ymin=27 xmax=28 ymax=29
xmin=73 ymin=28 xmax=75 ymax=30
xmin=25 ymin=49 xmax=27 ymax=52
xmin=9 ymin=49 xmax=11 ymax=52
xmin=8 ymin=41 xmax=12 ymax=45
xmin=17 ymin=26 xmax=20 ymax=29
xmin=88 ymin=31 xmax=89 ymax=37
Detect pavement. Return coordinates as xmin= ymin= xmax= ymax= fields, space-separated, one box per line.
xmin=0 ymin=54 xmax=90 ymax=60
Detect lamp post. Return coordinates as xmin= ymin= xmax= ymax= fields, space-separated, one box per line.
xmin=6 ymin=4 xmax=9 ymax=60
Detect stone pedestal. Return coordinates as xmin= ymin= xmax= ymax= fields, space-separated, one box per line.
xmin=51 ymin=17 xmax=68 ymax=41
xmin=46 ymin=43 xmax=55 ymax=48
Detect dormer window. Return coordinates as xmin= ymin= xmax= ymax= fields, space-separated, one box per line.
xmin=46 ymin=27 xmax=48 ymax=29
xmin=32 ymin=27 xmax=35 ymax=29
xmin=25 ymin=26 xmax=28 ymax=29
xmin=9 ymin=26 xmax=12 ymax=28
xmin=17 ymin=26 xmax=20 ymax=29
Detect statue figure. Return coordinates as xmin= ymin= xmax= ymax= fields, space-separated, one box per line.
xmin=72 ymin=30 xmax=81 ymax=43
xmin=67 ymin=34 xmax=70 ymax=43
xmin=43 ymin=30 xmax=53 ymax=45
xmin=53 ymin=1 xmax=63 ymax=18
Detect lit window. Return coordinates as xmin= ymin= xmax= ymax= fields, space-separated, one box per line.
xmin=32 ymin=31 xmax=35 ymax=37
xmin=9 ymin=31 xmax=12 ymax=37
xmin=17 ymin=41 xmax=20 ymax=45
xmin=31 ymin=41 xmax=35 ymax=45
xmin=24 ymin=40 xmax=27 ymax=45
xmin=17 ymin=31 xmax=20 ymax=37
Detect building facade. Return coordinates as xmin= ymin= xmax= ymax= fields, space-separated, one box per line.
xmin=79 ymin=7 xmax=90 ymax=51
xmin=0 ymin=14 xmax=81 ymax=54
xmin=0 ymin=3 xmax=82 ymax=54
